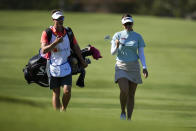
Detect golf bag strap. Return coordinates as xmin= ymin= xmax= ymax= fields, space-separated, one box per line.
xmin=65 ymin=27 xmax=74 ymax=50
xmin=45 ymin=28 xmax=53 ymax=43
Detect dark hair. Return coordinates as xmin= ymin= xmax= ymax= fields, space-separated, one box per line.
xmin=51 ymin=9 xmax=62 ymax=15
xmin=122 ymin=14 xmax=132 ymax=19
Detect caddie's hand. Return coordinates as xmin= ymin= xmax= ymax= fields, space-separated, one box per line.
xmin=54 ymin=36 xmax=63 ymax=44
xmin=115 ymin=39 xmax=120 ymax=48
xmin=143 ymin=68 xmax=148 ymax=78
xmin=81 ymin=61 xmax=88 ymax=68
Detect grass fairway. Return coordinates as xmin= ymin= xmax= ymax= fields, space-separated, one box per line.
xmin=0 ymin=10 xmax=196 ymax=131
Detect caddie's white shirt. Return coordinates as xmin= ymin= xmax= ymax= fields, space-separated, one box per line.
xmin=49 ymin=33 xmax=71 ymax=77
xmin=50 ymin=33 xmax=71 ymax=66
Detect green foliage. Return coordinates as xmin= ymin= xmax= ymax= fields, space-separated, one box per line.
xmin=0 ymin=11 xmax=196 ymax=131
xmin=1 ymin=0 xmax=196 ymax=18
xmin=0 ymin=0 xmax=64 ymax=10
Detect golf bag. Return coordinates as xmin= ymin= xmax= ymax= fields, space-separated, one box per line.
xmin=23 ymin=44 xmax=102 ymax=88
xmin=23 ymin=54 xmax=49 ymax=87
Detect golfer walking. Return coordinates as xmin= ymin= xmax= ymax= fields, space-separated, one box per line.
xmin=41 ymin=9 xmax=87 ymax=111
xmin=111 ymin=14 xmax=148 ymax=120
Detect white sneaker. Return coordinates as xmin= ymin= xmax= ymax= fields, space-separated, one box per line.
xmin=120 ymin=113 xmax=126 ymax=120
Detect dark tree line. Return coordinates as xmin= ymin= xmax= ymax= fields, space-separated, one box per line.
xmin=0 ymin=0 xmax=196 ymax=19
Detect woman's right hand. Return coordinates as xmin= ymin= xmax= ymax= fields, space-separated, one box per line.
xmin=54 ymin=36 xmax=63 ymax=44
xmin=41 ymin=36 xmax=63 ymax=54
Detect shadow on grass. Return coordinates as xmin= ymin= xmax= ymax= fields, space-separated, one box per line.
xmin=136 ymin=103 xmax=196 ymax=112
xmin=70 ymin=102 xmax=119 ymax=109
xmin=0 ymin=95 xmax=48 ymax=108
xmin=186 ymin=127 xmax=196 ymax=128
xmin=141 ymin=83 xmax=196 ymax=96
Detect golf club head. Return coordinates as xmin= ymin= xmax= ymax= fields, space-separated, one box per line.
xmin=104 ymin=35 xmax=111 ymax=41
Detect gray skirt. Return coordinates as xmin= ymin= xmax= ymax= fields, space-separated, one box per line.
xmin=115 ymin=60 xmax=142 ymax=84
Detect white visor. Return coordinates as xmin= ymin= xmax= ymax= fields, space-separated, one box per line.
xmin=52 ymin=11 xmax=64 ymax=19
xmin=121 ymin=17 xmax=134 ymax=24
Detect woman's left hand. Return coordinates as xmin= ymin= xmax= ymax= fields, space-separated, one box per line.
xmin=143 ymin=69 xmax=148 ymax=78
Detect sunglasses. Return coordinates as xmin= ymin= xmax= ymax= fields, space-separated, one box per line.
xmin=55 ymin=16 xmax=64 ymax=21
xmin=124 ymin=22 xmax=133 ymax=26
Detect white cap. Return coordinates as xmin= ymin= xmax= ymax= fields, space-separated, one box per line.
xmin=121 ymin=17 xmax=134 ymax=24
xmin=52 ymin=11 xmax=64 ymax=19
